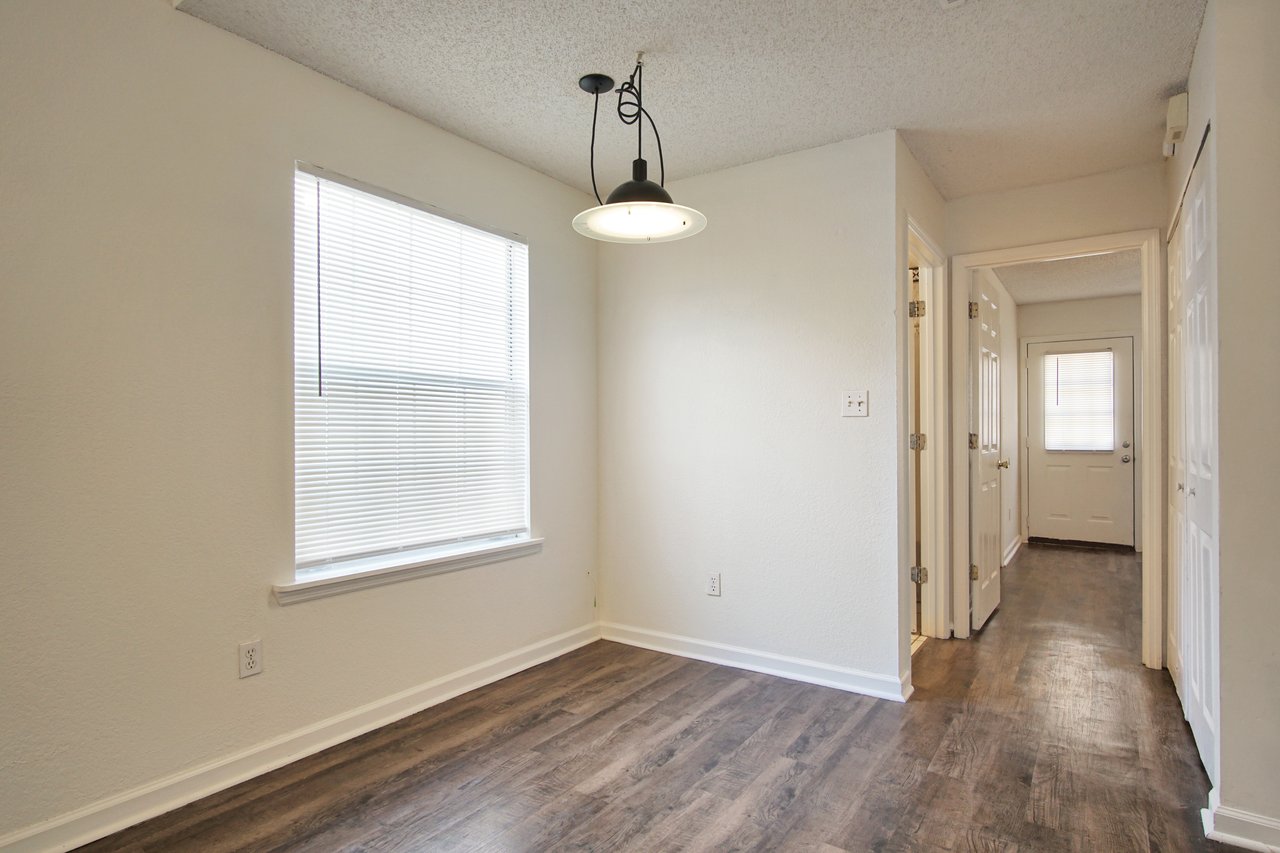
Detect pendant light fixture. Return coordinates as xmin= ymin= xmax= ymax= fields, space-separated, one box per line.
xmin=572 ymin=53 xmax=706 ymax=244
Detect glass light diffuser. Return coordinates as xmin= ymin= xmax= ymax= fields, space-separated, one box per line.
xmin=572 ymin=201 xmax=707 ymax=244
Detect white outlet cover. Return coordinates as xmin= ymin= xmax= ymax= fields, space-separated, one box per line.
xmin=239 ymin=640 xmax=263 ymax=678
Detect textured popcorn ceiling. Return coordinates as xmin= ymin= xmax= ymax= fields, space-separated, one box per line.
xmin=177 ymin=0 xmax=1204 ymax=200
xmin=992 ymin=250 xmax=1142 ymax=305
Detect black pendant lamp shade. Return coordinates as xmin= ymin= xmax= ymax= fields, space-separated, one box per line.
xmin=606 ymin=158 xmax=672 ymax=204
xmin=571 ymin=56 xmax=706 ymax=243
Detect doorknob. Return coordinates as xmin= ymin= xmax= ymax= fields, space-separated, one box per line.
xmin=997 ymin=459 xmax=1009 ymax=469
xmin=1121 ymin=455 xmax=1131 ymax=463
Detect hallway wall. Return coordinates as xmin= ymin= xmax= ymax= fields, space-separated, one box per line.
xmin=1167 ymin=0 xmax=1280 ymax=843
xmin=946 ymin=164 xmax=1167 ymax=256
xmin=1017 ymin=295 xmax=1142 ymax=340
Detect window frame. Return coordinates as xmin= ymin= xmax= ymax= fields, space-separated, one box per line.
xmin=275 ymin=164 xmax=540 ymax=605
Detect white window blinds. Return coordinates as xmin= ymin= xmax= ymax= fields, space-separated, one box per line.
xmin=293 ymin=168 xmax=529 ymax=575
xmin=1043 ymin=350 xmax=1115 ymax=451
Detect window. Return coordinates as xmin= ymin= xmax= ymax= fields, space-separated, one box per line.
xmin=1042 ymin=350 xmax=1115 ymax=451
xmin=291 ymin=167 xmax=531 ymax=589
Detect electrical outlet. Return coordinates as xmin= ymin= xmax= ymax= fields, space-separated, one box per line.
xmin=239 ymin=640 xmax=263 ymax=678
xmin=707 ymin=573 xmax=722 ymax=597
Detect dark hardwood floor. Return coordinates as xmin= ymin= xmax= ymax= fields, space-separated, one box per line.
xmin=84 ymin=545 xmax=1221 ymax=851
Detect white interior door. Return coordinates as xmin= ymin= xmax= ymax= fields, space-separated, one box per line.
xmin=969 ymin=276 xmax=1001 ymax=630
xmin=1167 ymin=222 xmax=1185 ymax=684
xmin=1170 ymin=137 xmax=1220 ymax=786
xmin=1026 ymin=337 xmax=1135 ymax=546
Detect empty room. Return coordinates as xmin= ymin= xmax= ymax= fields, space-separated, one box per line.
xmin=2 ymin=1 xmax=1277 ymax=851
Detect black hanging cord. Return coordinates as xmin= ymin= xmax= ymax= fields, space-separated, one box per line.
xmin=643 ymin=108 xmax=665 ymax=187
xmin=615 ymin=57 xmax=666 ymax=187
xmin=584 ymin=56 xmax=668 ymax=195
xmin=315 ymin=181 xmax=323 ymax=397
xmin=589 ymin=91 xmax=603 ymax=205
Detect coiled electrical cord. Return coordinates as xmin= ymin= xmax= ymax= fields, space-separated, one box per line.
xmin=588 ymin=54 xmax=666 ymax=205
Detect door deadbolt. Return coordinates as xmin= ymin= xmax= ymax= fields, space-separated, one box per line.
xmin=1122 ymin=440 xmax=1131 ymax=448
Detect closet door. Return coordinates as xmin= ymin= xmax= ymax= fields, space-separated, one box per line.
xmin=1167 ymin=218 xmax=1185 ymax=688
xmin=1170 ymin=134 xmax=1220 ymax=787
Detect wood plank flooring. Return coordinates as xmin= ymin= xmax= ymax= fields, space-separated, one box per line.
xmin=83 ymin=545 xmax=1221 ymax=851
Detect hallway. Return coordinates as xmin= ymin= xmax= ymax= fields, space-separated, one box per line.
xmin=84 ymin=546 xmax=1220 ymax=851
xmin=908 ymin=544 xmax=1221 ymax=850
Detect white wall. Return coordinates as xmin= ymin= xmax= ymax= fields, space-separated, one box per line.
xmin=1017 ymin=295 xmax=1143 ymax=340
xmin=0 ymin=1 xmax=598 ymax=844
xmin=948 ymin=163 xmax=1168 ymax=256
xmin=597 ymin=132 xmax=908 ymax=698
xmin=1173 ymin=0 xmax=1280 ymax=841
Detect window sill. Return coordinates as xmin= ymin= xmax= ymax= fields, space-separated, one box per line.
xmin=272 ymin=537 xmax=544 ymax=606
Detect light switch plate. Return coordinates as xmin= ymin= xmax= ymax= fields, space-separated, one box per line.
xmin=843 ymin=390 xmax=869 ymax=417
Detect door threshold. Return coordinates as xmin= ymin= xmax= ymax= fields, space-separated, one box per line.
xmin=910 ymin=634 xmax=928 ymax=655
xmin=1028 ymin=537 xmax=1135 ymax=553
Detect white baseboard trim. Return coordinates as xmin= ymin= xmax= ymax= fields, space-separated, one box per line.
xmin=600 ymin=622 xmax=909 ymax=703
xmin=1203 ymin=788 xmax=1280 ymax=851
xmin=0 ymin=623 xmax=601 ymax=853
xmin=1002 ymin=537 xmax=1023 ymax=567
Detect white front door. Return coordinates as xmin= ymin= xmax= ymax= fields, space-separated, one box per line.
xmin=969 ymin=276 xmax=1002 ymax=631
xmin=1026 ymin=337 xmax=1135 ymax=546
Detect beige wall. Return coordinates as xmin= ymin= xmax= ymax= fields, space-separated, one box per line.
xmin=1017 ymin=295 xmax=1143 ymax=340
xmin=598 ymin=132 xmax=908 ymax=695
xmin=1193 ymin=0 xmax=1280 ymax=837
xmin=947 ymin=163 xmax=1167 ymax=256
xmin=0 ymin=1 xmax=598 ymax=843
xmin=1161 ymin=1 xmax=1280 ymax=843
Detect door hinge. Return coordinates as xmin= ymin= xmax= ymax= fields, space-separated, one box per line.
xmin=969 ymin=432 xmax=979 ymax=450
xmin=970 ymin=564 xmax=979 ymax=581
xmin=909 ymin=432 xmax=927 ymax=451
xmin=908 ymin=300 xmax=926 ymax=318
xmin=968 ymin=301 xmax=979 ymax=319
xmin=910 ymin=566 xmax=929 ymax=584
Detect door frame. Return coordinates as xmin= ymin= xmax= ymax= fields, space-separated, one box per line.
xmin=907 ymin=219 xmax=950 ymax=640
xmin=951 ymin=229 xmax=1165 ymax=668
xmin=1021 ymin=333 xmax=1141 ymax=549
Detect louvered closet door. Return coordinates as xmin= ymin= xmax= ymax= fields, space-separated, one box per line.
xmin=1170 ymin=135 xmax=1220 ymax=787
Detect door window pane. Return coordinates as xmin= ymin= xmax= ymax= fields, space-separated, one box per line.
xmin=1043 ymin=350 xmax=1114 ymax=451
